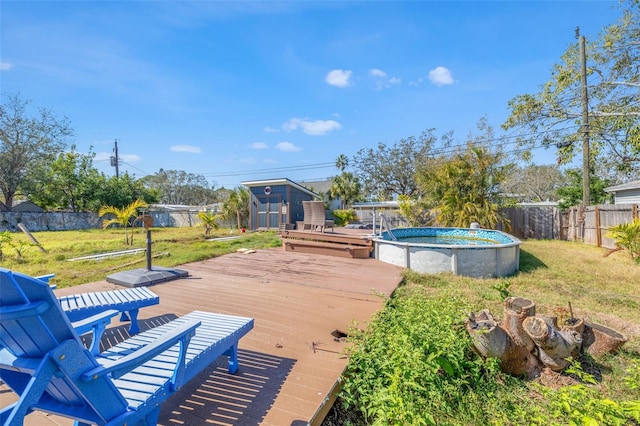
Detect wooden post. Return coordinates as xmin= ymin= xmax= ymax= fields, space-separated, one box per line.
xmin=17 ymin=223 xmax=47 ymax=253
xmin=595 ymin=205 xmax=602 ymax=247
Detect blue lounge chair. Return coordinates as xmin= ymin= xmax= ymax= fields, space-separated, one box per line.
xmin=35 ymin=273 xmax=159 ymax=336
xmin=57 ymin=286 xmax=160 ymax=335
xmin=0 ymin=268 xmax=254 ymax=426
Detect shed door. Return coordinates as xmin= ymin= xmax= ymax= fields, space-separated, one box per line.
xmin=257 ymin=196 xmax=280 ymax=229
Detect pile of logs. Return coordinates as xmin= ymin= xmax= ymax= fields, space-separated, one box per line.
xmin=466 ymin=297 xmax=627 ymax=378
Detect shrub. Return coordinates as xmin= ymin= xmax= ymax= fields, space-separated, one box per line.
xmin=332 ymin=209 xmax=358 ymax=227
xmin=606 ymin=218 xmax=640 ymax=261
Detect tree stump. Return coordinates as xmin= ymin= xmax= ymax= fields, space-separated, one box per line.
xmin=466 ymin=297 xmax=627 ymax=377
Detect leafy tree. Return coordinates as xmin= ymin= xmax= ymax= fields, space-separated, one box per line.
xmin=503 ymin=1 xmax=640 ymax=176
xmin=24 ymin=147 xmax=103 ymax=212
xmin=95 ymin=172 xmax=159 ymax=210
xmin=501 ymin=164 xmax=566 ymax=202
xmin=0 ymin=94 xmax=73 ymax=210
xmin=222 ymin=187 xmax=249 ymax=229
xmin=140 ymin=169 xmax=216 ymax=205
xmin=99 ymin=199 xmax=148 ymax=245
xmin=329 ymin=172 xmax=362 ymax=209
xmin=556 ymin=168 xmax=614 ymax=210
xmin=351 ymin=129 xmax=443 ymax=200
xmin=397 ymin=194 xmax=433 ymax=227
xmin=416 ymin=144 xmax=512 ymax=228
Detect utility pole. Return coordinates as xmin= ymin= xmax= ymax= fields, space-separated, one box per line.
xmin=576 ymin=27 xmax=590 ymax=206
xmin=110 ymin=139 xmax=120 ymax=178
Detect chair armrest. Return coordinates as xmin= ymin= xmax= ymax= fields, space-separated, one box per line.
xmin=72 ymin=309 xmax=119 ymax=354
xmin=35 ymin=273 xmax=55 ymax=283
xmin=0 ymin=301 xmax=50 ymax=320
xmin=71 ymin=309 xmax=119 ymax=335
xmin=80 ymin=319 xmax=200 ymax=382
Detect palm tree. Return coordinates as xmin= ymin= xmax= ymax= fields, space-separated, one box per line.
xmin=335 ymin=154 xmax=349 ymax=172
xmin=222 ymin=187 xmax=249 ymax=230
xmin=329 ymin=172 xmax=362 ymax=209
xmin=197 ymin=211 xmax=221 ymax=235
xmin=99 ymin=199 xmax=148 ymax=245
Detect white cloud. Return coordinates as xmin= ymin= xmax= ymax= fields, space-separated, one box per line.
xmin=428 ymin=66 xmax=454 ymax=86
xmin=282 ymin=117 xmax=342 ymax=136
xmin=325 ymin=69 xmax=352 ymax=88
xmin=250 ymin=142 xmax=269 ymax=150
xmin=276 ymin=141 xmax=302 ymax=152
xmin=0 ymin=62 xmax=13 ymax=71
xmin=170 ymin=144 xmax=201 ymax=153
xmin=121 ymin=153 xmax=142 ymax=162
xmin=263 ymin=126 xmax=280 ymax=133
xmin=369 ymin=68 xmax=401 ymax=90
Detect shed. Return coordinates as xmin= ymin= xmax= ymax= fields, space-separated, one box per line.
xmin=242 ymin=178 xmax=318 ymax=231
xmin=604 ymin=180 xmax=640 ymax=205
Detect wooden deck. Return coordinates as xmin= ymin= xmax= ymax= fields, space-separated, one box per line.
xmin=0 ymin=244 xmax=402 ymax=425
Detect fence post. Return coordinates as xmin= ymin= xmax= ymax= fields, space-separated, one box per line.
xmin=595 ymin=205 xmax=602 ymax=247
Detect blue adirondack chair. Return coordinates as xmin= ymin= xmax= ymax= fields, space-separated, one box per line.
xmin=36 ymin=273 xmax=160 ymax=336
xmin=0 ymin=268 xmax=254 ymax=426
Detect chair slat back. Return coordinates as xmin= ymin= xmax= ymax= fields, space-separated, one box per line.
xmin=0 ymin=268 xmax=129 ymax=422
xmin=0 ymin=268 xmax=79 ymax=357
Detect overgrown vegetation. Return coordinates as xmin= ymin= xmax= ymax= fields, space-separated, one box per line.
xmin=332 ymin=209 xmax=358 ymax=226
xmin=0 ymin=227 xmax=281 ymax=287
xmin=327 ymin=240 xmax=640 ymax=425
xmin=607 ymin=218 xmax=640 ymax=261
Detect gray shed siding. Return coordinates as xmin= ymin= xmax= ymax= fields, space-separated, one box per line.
xmin=614 ymin=188 xmax=640 ymax=205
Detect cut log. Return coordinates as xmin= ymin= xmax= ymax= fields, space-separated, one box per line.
xmin=503 ymin=297 xmax=536 ymax=352
xmin=523 ymin=316 xmax=582 ymax=371
xmin=582 ymin=322 xmax=628 ymax=356
xmin=466 ymin=307 xmax=540 ymax=378
xmin=466 ymin=298 xmax=627 ymax=378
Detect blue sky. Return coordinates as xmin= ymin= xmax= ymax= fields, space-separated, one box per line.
xmin=1 ymin=1 xmax=623 ymax=188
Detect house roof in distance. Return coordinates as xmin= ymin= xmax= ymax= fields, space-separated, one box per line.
xmin=604 ymin=180 xmax=640 ymax=193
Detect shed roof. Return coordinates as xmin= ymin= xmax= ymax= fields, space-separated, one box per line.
xmin=604 ymin=180 xmax=640 ymax=193
xmin=241 ymin=178 xmax=318 ymax=198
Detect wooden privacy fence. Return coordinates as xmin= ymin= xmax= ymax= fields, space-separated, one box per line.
xmin=500 ymin=206 xmax=561 ymax=240
xmin=499 ymin=204 xmax=639 ymax=248
xmin=563 ymin=204 xmax=639 ymax=249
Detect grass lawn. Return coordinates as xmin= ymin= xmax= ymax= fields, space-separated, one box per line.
xmin=0 ymin=226 xmax=282 ymax=287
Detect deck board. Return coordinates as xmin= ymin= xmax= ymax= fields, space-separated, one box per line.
xmin=0 ymin=241 xmax=402 ymax=426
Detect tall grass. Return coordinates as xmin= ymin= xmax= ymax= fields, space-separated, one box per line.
xmin=0 ymin=227 xmax=281 ymax=287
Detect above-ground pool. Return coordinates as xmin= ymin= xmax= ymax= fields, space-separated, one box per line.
xmin=374 ymin=227 xmax=521 ymax=278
